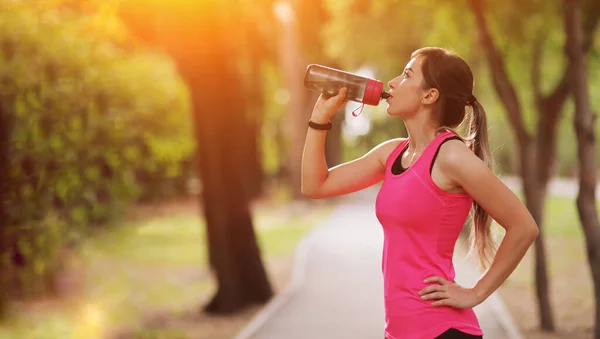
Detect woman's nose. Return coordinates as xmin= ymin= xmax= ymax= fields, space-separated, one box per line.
xmin=387 ymin=80 xmax=395 ymax=89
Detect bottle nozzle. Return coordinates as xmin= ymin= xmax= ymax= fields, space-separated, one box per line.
xmin=381 ymin=92 xmax=391 ymax=99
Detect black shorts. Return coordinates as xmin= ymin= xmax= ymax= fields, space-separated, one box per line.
xmin=435 ymin=328 xmax=483 ymax=339
xmin=384 ymin=327 xmax=483 ymax=338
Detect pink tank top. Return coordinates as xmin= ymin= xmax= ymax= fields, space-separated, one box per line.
xmin=375 ymin=131 xmax=483 ymax=339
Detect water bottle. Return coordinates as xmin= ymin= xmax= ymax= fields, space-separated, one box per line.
xmin=303 ymin=64 xmax=391 ymax=106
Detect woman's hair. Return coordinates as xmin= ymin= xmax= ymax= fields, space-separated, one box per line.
xmin=411 ymin=47 xmax=496 ymax=270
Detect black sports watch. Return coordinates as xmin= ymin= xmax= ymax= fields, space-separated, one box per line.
xmin=308 ymin=120 xmax=332 ymax=131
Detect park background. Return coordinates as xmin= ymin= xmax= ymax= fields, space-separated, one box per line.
xmin=0 ymin=0 xmax=599 ymax=338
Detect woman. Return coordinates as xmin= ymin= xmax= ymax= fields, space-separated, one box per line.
xmin=301 ymin=47 xmax=539 ymax=339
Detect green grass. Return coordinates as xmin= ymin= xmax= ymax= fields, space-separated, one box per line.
xmin=257 ymin=215 xmax=319 ymax=256
xmin=491 ymin=194 xmax=598 ymax=238
xmin=83 ymin=214 xmax=208 ymax=266
xmin=0 ymin=204 xmax=332 ymax=339
xmin=542 ymin=196 xmax=597 ymax=237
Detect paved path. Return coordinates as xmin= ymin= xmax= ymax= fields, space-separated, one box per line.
xmin=235 ymin=188 xmax=522 ymax=339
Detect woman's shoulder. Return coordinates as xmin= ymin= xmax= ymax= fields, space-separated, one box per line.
xmin=436 ymin=138 xmax=478 ymax=172
xmin=369 ymin=138 xmax=407 ymax=164
xmin=380 ymin=137 xmax=407 ymax=147
xmin=374 ymin=138 xmax=406 ymax=153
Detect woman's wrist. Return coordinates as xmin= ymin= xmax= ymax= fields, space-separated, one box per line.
xmin=310 ymin=111 xmax=331 ymax=125
xmin=472 ymin=278 xmax=494 ymax=304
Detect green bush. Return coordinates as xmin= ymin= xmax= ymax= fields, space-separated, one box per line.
xmin=2 ymin=214 xmax=68 ymax=298
xmin=0 ymin=2 xmax=194 ymax=297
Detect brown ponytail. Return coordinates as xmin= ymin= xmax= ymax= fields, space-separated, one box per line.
xmin=466 ymin=100 xmax=496 ymax=270
xmin=411 ymin=47 xmax=497 ymax=270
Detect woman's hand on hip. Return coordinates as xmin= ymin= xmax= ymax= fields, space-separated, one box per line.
xmin=419 ymin=276 xmax=482 ymax=309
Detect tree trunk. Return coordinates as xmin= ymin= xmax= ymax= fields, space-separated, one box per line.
xmin=565 ymin=2 xmax=600 ymax=337
xmin=168 ymin=4 xmax=273 ymax=314
xmin=242 ymin=113 xmax=264 ymax=201
xmin=523 ymin=180 xmax=555 ymax=331
xmin=0 ymin=99 xmax=9 ymax=316
xmin=192 ymin=67 xmax=273 ymax=314
xmin=275 ymin=5 xmax=309 ymax=200
xmin=468 ymin=0 xmax=556 ymax=330
xmin=529 ymin=27 xmax=574 ymax=333
xmin=240 ymin=21 xmax=268 ymax=202
xmin=119 ymin=2 xmax=275 ymax=313
xmin=287 ymin=0 xmax=347 ymax=198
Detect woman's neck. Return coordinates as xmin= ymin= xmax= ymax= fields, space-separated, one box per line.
xmin=404 ymin=117 xmax=438 ymax=153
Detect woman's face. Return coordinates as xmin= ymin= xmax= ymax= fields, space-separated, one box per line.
xmin=385 ymin=56 xmax=430 ymax=118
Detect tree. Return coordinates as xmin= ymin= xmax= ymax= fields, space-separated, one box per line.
xmin=564 ymin=0 xmax=600 ymax=337
xmin=273 ymin=1 xmax=307 ymax=200
xmin=276 ymin=0 xmax=346 ymax=199
xmin=0 ymin=99 xmax=9 ymax=316
xmin=295 ymin=0 xmax=346 ymax=170
xmin=119 ymin=1 xmax=273 ymax=313
xmin=233 ymin=0 xmax=279 ymax=200
xmin=467 ymin=0 xmax=600 ymax=330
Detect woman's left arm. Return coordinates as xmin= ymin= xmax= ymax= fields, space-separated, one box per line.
xmin=419 ymin=140 xmax=539 ymax=308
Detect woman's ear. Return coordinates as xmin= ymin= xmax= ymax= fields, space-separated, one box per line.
xmin=423 ymin=88 xmax=440 ymax=105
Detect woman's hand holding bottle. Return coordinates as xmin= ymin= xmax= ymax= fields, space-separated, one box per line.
xmin=310 ymin=87 xmax=348 ymax=124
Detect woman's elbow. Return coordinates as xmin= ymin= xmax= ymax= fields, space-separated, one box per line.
xmin=524 ymin=223 xmax=539 ymax=243
xmin=507 ymin=222 xmax=538 ymax=245
xmin=301 ymin=186 xmax=321 ymax=199
xmin=301 ymin=188 xmax=314 ymax=199
xmin=531 ymin=225 xmax=540 ymax=240
xmin=518 ymin=213 xmax=539 ymax=242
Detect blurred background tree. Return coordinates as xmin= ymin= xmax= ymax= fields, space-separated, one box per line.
xmin=565 ymin=0 xmax=600 ymax=337
xmin=118 ymin=0 xmax=277 ymax=313
xmin=0 ymin=0 xmax=194 ymax=311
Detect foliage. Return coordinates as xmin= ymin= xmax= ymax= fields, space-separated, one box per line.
xmin=0 ymin=1 xmax=194 ymax=297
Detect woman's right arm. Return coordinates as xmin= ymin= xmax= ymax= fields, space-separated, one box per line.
xmin=301 ymin=88 xmax=400 ymax=199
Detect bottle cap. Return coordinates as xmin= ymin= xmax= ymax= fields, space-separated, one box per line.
xmin=364 ymin=79 xmax=384 ymax=106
